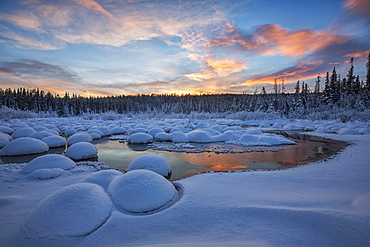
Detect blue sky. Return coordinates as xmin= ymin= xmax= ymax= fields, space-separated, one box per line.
xmin=0 ymin=0 xmax=369 ymax=96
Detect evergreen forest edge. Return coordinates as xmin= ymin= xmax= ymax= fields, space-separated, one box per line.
xmin=1 ymin=54 xmax=370 ymax=122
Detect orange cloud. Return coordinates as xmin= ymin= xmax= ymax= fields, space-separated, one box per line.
xmin=255 ymin=25 xmax=349 ymax=57
xmin=184 ymin=56 xmax=248 ymax=81
xmin=74 ymin=0 xmax=116 ymax=21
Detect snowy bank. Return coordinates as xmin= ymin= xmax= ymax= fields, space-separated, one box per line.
xmin=0 ymin=118 xmax=369 ymax=247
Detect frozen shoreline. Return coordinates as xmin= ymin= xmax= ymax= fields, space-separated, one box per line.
xmin=0 ymin=120 xmax=370 ymax=246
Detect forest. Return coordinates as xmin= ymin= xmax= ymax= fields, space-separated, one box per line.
xmin=1 ymin=55 xmax=370 ymax=121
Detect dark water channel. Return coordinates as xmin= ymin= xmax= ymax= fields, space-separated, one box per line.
xmin=0 ymin=132 xmax=348 ymax=181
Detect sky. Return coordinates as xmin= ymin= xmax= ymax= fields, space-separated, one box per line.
xmin=0 ymin=0 xmax=369 ymax=96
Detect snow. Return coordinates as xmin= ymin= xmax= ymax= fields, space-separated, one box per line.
xmin=42 ymin=135 xmax=66 ymax=148
xmin=0 ymin=133 xmax=9 ymax=148
xmin=0 ymin=137 xmax=49 ymax=156
xmin=11 ymin=127 xmax=35 ymax=139
xmin=0 ymin=117 xmax=369 ymax=247
xmin=82 ymin=170 xmax=123 ymax=190
xmin=22 ymin=183 xmax=112 ymax=238
xmin=65 ymin=142 xmax=98 ymax=160
xmin=28 ymin=168 xmax=65 ymax=179
xmin=67 ymin=132 xmax=92 ymax=145
xmin=22 ymin=154 xmax=76 ymax=174
xmin=108 ymin=170 xmax=178 ymax=213
xmin=127 ymin=154 xmax=172 ymax=178
xmin=127 ymin=132 xmax=154 ymax=144
xmin=0 ymin=126 xmax=14 ymax=135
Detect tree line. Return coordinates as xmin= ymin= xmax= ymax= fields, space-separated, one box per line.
xmin=1 ymin=54 xmax=369 ymax=120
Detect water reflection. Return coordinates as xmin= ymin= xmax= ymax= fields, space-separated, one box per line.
xmin=95 ymin=133 xmax=348 ymax=180
xmin=0 ymin=133 xmax=348 ymax=181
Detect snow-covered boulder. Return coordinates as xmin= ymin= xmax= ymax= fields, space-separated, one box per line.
xmin=97 ymin=127 xmax=111 ymax=136
xmin=28 ymin=168 xmax=65 ymax=179
xmin=65 ymin=142 xmax=98 ymax=160
xmin=22 ymin=154 xmax=76 ymax=174
xmin=87 ymin=129 xmax=104 ymax=138
xmin=133 ymin=127 xmax=147 ymax=133
xmin=110 ymin=127 xmax=126 ymax=135
xmin=127 ymin=154 xmax=172 ymax=178
xmin=155 ymin=132 xmax=172 ymax=141
xmin=127 ymin=133 xmax=153 ymax=144
xmin=186 ymin=130 xmax=214 ymax=143
xmin=11 ymin=127 xmax=36 ymax=139
xmin=82 ymin=170 xmax=123 ymax=190
xmin=213 ymin=130 xmax=238 ymax=142
xmin=63 ymin=128 xmax=77 ymax=136
xmin=148 ymin=128 xmax=165 ymax=137
xmin=0 ymin=133 xmax=10 ymax=148
xmin=171 ymin=131 xmax=189 ymax=143
xmin=22 ymin=183 xmax=112 ymax=238
xmin=42 ymin=136 xmax=66 ymax=148
xmin=0 ymin=137 xmax=49 ymax=156
xmin=0 ymin=126 xmax=14 ymax=135
xmin=108 ymin=170 xmax=177 ymax=213
xmin=28 ymin=131 xmax=55 ymax=140
xmin=67 ymin=132 xmax=92 ymax=145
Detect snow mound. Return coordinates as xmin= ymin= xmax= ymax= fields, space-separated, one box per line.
xmin=108 ymin=170 xmax=177 ymax=213
xmin=82 ymin=170 xmax=123 ymax=190
xmin=22 ymin=183 xmax=112 ymax=238
xmin=127 ymin=154 xmax=172 ymax=178
xmin=171 ymin=131 xmax=190 ymax=143
xmin=67 ymin=132 xmax=92 ymax=145
xmin=28 ymin=131 xmax=54 ymax=140
xmin=28 ymin=168 xmax=65 ymax=179
xmin=186 ymin=130 xmax=214 ymax=143
xmin=42 ymin=135 xmax=66 ymax=148
xmin=22 ymin=154 xmax=76 ymax=174
xmin=65 ymin=142 xmax=98 ymax=160
xmin=110 ymin=127 xmax=126 ymax=135
xmin=148 ymin=128 xmax=165 ymax=137
xmin=127 ymin=133 xmax=153 ymax=144
xmin=228 ymin=133 xmax=295 ymax=146
xmin=0 ymin=137 xmax=49 ymax=156
xmin=155 ymin=132 xmax=172 ymax=141
xmin=0 ymin=126 xmax=14 ymax=135
xmin=11 ymin=127 xmax=36 ymax=139
xmin=337 ymin=128 xmax=361 ymax=135
xmin=0 ymin=133 xmax=9 ymax=148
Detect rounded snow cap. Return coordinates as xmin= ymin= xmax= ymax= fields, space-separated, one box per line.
xmin=108 ymin=170 xmax=177 ymax=213
xmin=22 ymin=183 xmax=112 ymax=239
xmin=0 ymin=137 xmax=49 ymax=156
xmin=22 ymin=154 xmax=76 ymax=174
xmin=127 ymin=154 xmax=172 ymax=179
xmin=65 ymin=142 xmax=98 ymax=160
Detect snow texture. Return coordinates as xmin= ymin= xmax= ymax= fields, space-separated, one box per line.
xmin=67 ymin=132 xmax=92 ymax=145
xmin=127 ymin=133 xmax=153 ymax=144
xmin=108 ymin=170 xmax=177 ymax=213
xmin=127 ymin=154 xmax=172 ymax=178
xmin=82 ymin=170 xmax=123 ymax=190
xmin=22 ymin=183 xmax=112 ymax=238
xmin=28 ymin=168 xmax=65 ymax=179
xmin=11 ymin=127 xmax=36 ymax=139
xmin=22 ymin=154 xmax=76 ymax=174
xmin=42 ymin=135 xmax=66 ymax=148
xmin=0 ymin=137 xmax=49 ymax=156
xmin=65 ymin=142 xmax=98 ymax=160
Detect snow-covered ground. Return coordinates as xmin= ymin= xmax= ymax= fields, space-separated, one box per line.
xmin=0 ymin=117 xmax=369 ymax=246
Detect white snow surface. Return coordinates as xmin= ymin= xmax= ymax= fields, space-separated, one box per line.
xmin=28 ymin=168 xmax=65 ymax=179
xmin=0 ymin=118 xmax=369 ymax=247
xmin=108 ymin=170 xmax=177 ymax=213
xmin=22 ymin=183 xmax=112 ymax=238
xmin=127 ymin=154 xmax=172 ymax=177
xmin=127 ymin=133 xmax=153 ymax=144
xmin=22 ymin=154 xmax=76 ymax=174
xmin=0 ymin=137 xmax=49 ymax=156
xmin=65 ymin=142 xmax=98 ymax=160
xmin=42 ymin=135 xmax=66 ymax=148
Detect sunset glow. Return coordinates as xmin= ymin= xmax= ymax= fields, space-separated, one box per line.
xmin=0 ymin=0 xmax=369 ymax=96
